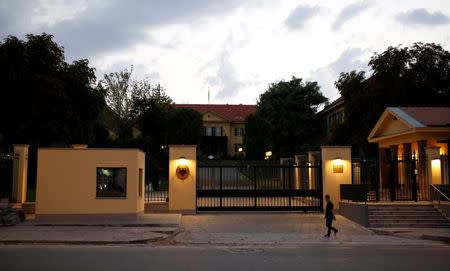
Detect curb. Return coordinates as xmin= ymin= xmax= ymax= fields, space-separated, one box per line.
xmin=31 ymin=223 xmax=179 ymax=227
xmin=0 ymin=236 xmax=167 ymax=245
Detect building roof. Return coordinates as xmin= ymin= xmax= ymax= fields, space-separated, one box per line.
xmin=175 ymin=104 xmax=257 ymax=122
xmin=318 ymin=96 xmax=344 ymax=115
xmin=398 ymin=107 xmax=450 ymax=127
xmin=367 ymin=106 xmax=450 ymax=143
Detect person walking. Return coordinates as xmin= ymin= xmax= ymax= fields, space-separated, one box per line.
xmin=324 ymin=194 xmax=338 ymax=238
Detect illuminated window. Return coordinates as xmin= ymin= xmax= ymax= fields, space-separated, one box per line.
xmin=96 ymin=168 xmax=127 ymax=198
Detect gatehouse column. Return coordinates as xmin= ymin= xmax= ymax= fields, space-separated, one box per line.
xmin=12 ymin=144 xmax=29 ymax=203
xmin=168 ymin=145 xmax=197 ymax=214
xmin=321 ymin=146 xmax=352 ymax=210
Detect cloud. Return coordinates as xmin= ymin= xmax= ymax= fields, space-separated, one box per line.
xmin=396 ymin=8 xmax=450 ymax=25
xmin=285 ymin=5 xmax=321 ymax=30
xmin=0 ymin=0 xmax=243 ymax=61
xmin=332 ymin=0 xmax=371 ymax=31
xmin=308 ymin=48 xmax=369 ymax=100
xmin=208 ymin=50 xmax=243 ymax=100
xmin=0 ymin=0 xmax=35 ymax=38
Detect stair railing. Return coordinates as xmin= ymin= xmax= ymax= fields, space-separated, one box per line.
xmin=430 ymin=184 xmax=450 ymax=204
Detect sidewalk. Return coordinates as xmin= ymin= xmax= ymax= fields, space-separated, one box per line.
xmin=1 ymin=213 xmax=448 ymax=246
xmin=370 ymin=227 xmax=450 ymax=244
xmin=0 ymin=214 xmax=181 ymax=244
xmin=174 ymin=213 xmax=447 ymax=246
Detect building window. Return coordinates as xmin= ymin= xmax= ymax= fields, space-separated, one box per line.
xmin=203 ymin=126 xmax=223 ymax=136
xmin=234 ymin=127 xmax=245 ymax=137
xmin=138 ymin=168 xmax=143 ymax=197
xmin=216 ymin=127 xmax=223 ymax=136
xmin=96 ymin=168 xmax=127 ymax=198
xmin=235 ymin=144 xmax=243 ymax=152
xmin=205 ymin=127 xmax=212 ymax=136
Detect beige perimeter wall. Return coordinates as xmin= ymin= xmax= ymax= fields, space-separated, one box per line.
xmin=36 ymin=148 xmax=145 ymax=218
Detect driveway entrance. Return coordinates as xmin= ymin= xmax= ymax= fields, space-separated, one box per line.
xmin=196 ymin=162 xmax=323 ymax=211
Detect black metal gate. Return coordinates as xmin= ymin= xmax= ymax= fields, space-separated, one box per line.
xmin=196 ymin=162 xmax=323 ymax=211
xmin=351 ymin=158 xmax=379 ymax=201
xmin=0 ymin=151 xmax=15 ymax=200
xmin=145 ymin=147 xmax=169 ymax=202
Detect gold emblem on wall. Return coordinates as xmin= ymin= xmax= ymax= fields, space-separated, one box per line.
xmin=176 ymin=164 xmax=190 ymax=180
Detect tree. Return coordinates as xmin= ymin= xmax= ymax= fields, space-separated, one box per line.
xmin=130 ymin=83 xmax=173 ymax=120
xmin=102 ymin=67 xmax=133 ymax=121
xmin=0 ymin=33 xmax=105 ymax=146
xmin=243 ymin=113 xmax=271 ymax=160
xmin=245 ymin=77 xmax=328 ymax=158
xmin=332 ymin=42 xmax=450 ymax=156
xmin=168 ymin=108 xmax=202 ymax=145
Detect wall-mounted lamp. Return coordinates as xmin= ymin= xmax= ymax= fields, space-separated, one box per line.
xmin=176 ymin=156 xmax=190 ymax=180
xmin=238 ymin=147 xmax=243 ymax=152
xmin=333 ymin=157 xmax=344 ymax=173
xmin=264 ymin=151 xmax=272 ymax=160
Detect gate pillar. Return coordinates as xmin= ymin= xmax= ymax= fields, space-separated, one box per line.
xmin=321 ymin=146 xmax=352 ymax=210
xmin=168 ymin=145 xmax=197 ymax=214
xmin=12 ymin=144 xmax=29 ymax=203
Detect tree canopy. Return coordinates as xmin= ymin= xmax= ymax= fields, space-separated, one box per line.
xmin=245 ymin=77 xmax=328 ymax=159
xmin=0 ymin=33 xmax=105 ymax=146
xmin=331 ymin=42 xmax=450 ymax=156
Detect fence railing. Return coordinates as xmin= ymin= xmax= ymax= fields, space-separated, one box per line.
xmin=340 ymin=184 xmax=369 ymax=203
xmin=441 ymin=155 xmax=449 ymax=186
xmin=145 ymin=182 xmax=168 ymax=202
xmin=430 ymin=184 xmax=450 ymax=204
xmin=0 ymin=152 xmax=17 ymax=201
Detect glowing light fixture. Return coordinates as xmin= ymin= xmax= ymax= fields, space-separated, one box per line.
xmin=178 ymin=156 xmax=188 ymax=166
xmin=333 ymin=157 xmax=344 ymax=173
xmin=264 ymin=150 xmax=272 ymax=160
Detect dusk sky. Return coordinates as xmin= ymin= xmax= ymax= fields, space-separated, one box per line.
xmin=1 ymin=0 xmax=449 ymax=104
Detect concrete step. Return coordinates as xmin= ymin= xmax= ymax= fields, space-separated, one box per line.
xmin=369 ymin=206 xmax=435 ymax=210
xmin=370 ymin=223 xmax=450 ymax=228
xmin=367 ymin=204 xmax=449 ymax=228
xmin=369 ymin=211 xmax=440 ymax=216
xmin=369 ymin=218 xmax=448 ymax=224
xmin=369 ymin=214 xmax=444 ymax=219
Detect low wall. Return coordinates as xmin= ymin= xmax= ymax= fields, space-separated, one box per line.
xmin=339 ymin=202 xmax=369 ymax=227
xmin=145 ymin=202 xmax=169 ymax=213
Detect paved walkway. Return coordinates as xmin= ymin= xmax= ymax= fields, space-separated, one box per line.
xmin=174 ymin=213 xmax=442 ymax=245
xmin=1 ymin=213 xmax=448 ymax=246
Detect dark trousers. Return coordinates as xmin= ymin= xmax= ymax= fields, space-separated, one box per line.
xmin=325 ymin=217 xmax=337 ymax=236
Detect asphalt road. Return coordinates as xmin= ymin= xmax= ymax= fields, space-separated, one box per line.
xmin=1 ymin=244 xmax=449 ymax=271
